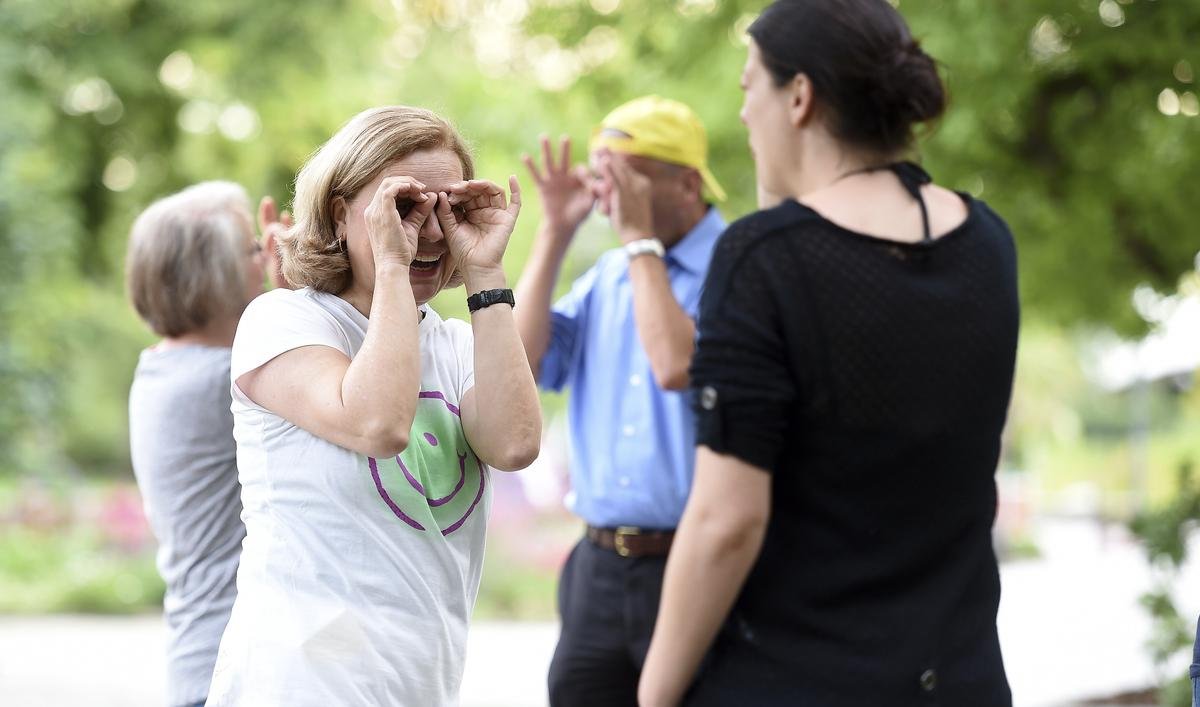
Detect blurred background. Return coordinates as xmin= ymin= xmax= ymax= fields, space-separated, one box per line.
xmin=0 ymin=0 xmax=1197 ymax=705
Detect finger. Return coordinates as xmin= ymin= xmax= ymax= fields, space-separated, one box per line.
xmin=507 ymin=175 xmax=522 ymax=219
xmin=445 ymin=188 xmax=483 ymax=208
xmin=445 ymin=181 xmax=479 ymax=208
xmin=372 ymin=179 xmax=428 ymax=221
xmin=382 ymin=185 xmax=420 ymax=217
xmin=589 ymin=175 xmax=609 ymax=201
xmin=605 ymin=156 xmax=631 ymax=186
xmin=461 ymin=180 xmax=504 ymax=211
xmin=258 ymin=196 xmax=278 ymax=233
xmin=610 ymin=159 xmax=639 ymax=197
xmin=558 ymin=135 xmax=571 ymax=174
xmin=599 ymin=159 xmax=621 ymax=194
xmin=445 ymin=181 xmax=473 ymax=203
xmin=468 ymin=179 xmax=504 ymax=195
xmin=403 ymin=191 xmax=437 ymax=230
xmin=376 ymin=177 xmax=429 ymax=205
xmin=572 ymin=165 xmax=594 ymax=189
xmin=540 ymin=135 xmax=555 ymax=174
xmin=434 ymin=192 xmax=458 ymax=235
xmin=280 ymin=210 xmax=294 ymax=228
xmin=522 ymin=154 xmax=544 ymax=185
xmin=474 ymin=179 xmax=506 ymax=210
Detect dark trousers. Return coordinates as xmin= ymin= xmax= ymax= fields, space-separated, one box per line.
xmin=547 ymin=537 xmax=668 ymax=707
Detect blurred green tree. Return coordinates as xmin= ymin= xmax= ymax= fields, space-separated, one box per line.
xmin=0 ymin=0 xmax=1196 ymax=476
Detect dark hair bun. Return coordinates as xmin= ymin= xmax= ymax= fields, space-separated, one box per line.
xmin=750 ymin=0 xmax=947 ymax=156
xmin=886 ymin=41 xmax=946 ymax=124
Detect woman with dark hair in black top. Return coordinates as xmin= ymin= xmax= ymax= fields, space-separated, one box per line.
xmin=639 ymin=2 xmax=1018 ymax=706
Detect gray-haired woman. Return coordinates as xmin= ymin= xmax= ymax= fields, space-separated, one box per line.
xmin=126 ymin=181 xmax=274 ymax=707
xmin=206 ymin=106 xmax=542 ymax=706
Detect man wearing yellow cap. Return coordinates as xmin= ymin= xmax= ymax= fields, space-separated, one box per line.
xmin=514 ymin=95 xmax=727 ymax=706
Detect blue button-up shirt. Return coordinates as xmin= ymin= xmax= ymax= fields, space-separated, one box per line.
xmin=539 ymin=208 xmax=726 ymax=528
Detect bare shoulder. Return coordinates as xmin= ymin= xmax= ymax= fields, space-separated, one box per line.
xmin=922 ymin=183 xmax=971 ymax=240
xmin=802 ymin=177 xmax=970 ymax=243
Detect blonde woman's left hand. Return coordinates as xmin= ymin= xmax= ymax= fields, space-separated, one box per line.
xmin=437 ymin=176 xmax=522 ymax=281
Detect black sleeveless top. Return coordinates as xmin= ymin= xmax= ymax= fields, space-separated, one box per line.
xmin=687 ymin=164 xmax=1018 ymax=707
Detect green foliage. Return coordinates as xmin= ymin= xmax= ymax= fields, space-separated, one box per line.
xmin=1129 ymin=460 xmax=1200 ymax=707
xmin=0 ymin=477 xmax=164 ymax=613
xmin=473 ymin=544 xmax=557 ymax=620
xmin=0 ymin=1 xmax=1196 ymax=483
xmin=0 ymin=526 xmax=164 ymax=613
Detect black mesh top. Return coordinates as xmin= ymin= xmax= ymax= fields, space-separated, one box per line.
xmin=687 ymin=172 xmax=1018 ymax=707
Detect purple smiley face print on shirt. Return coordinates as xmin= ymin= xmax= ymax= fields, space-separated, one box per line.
xmin=368 ymin=391 xmax=487 ymax=536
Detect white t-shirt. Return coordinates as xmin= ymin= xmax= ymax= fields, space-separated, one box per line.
xmin=208 ymin=287 xmax=490 ymax=707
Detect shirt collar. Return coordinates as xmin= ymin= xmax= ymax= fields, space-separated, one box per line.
xmin=666 ymin=207 xmax=725 ymax=274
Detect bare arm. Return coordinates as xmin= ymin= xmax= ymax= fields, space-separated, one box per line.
xmin=627 ymin=254 xmax=696 ymax=390
xmin=513 ymin=136 xmax=595 ymax=376
xmin=599 ymin=155 xmax=697 ymax=390
xmin=513 ymin=221 xmax=572 ymax=376
xmin=237 ymin=178 xmax=433 ymax=458
xmin=442 ymin=178 xmax=542 ymax=471
xmin=637 ymin=446 xmax=771 ymax=707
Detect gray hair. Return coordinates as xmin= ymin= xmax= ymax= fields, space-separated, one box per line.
xmin=125 ymin=181 xmax=252 ymax=338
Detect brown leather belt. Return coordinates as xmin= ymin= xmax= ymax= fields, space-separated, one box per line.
xmin=586 ymin=525 xmax=675 ymax=558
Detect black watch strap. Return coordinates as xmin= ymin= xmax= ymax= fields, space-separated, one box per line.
xmin=467 ymin=288 xmax=515 ymax=313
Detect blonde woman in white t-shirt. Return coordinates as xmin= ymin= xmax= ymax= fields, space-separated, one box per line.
xmin=207 ymin=106 xmax=542 ymax=706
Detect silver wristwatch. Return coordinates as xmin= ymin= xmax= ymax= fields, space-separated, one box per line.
xmin=623 ymin=237 xmax=665 ymax=261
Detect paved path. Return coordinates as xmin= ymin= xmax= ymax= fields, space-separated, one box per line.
xmin=0 ymin=519 xmax=1196 ymax=706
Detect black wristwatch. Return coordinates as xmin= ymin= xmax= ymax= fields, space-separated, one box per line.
xmin=467 ymin=288 xmax=515 ymax=313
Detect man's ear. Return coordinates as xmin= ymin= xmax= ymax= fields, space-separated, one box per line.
xmin=330 ymin=196 xmax=348 ymax=239
xmin=789 ymin=73 xmax=815 ymax=128
xmin=686 ymin=169 xmax=705 ymax=205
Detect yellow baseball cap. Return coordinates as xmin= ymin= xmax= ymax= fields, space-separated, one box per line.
xmin=589 ymin=95 xmax=726 ymax=202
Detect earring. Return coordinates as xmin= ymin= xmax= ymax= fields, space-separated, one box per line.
xmin=323 ymin=236 xmax=347 ymax=255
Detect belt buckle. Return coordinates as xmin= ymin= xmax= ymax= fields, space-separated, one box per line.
xmin=614 ymin=526 xmax=641 ymax=557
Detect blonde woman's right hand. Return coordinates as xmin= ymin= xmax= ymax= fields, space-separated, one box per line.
xmin=363 ymin=176 xmax=436 ymax=267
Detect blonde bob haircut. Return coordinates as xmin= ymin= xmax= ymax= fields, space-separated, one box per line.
xmin=282 ymin=105 xmax=475 ymax=293
xmin=126 ymin=181 xmax=253 ymax=338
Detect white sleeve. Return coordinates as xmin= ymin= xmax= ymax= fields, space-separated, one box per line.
xmin=230 ymin=290 xmax=351 ymax=387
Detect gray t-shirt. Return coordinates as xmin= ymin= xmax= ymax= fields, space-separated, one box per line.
xmin=129 ymin=345 xmax=244 ymax=707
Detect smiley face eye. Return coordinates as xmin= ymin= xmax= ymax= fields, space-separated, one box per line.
xmin=451 ymin=205 xmax=467 ymax=223
xmin=395 ymin=198 xmax=415 ymax=218
xmin=423 ymin=432 xmax=439 ymax=447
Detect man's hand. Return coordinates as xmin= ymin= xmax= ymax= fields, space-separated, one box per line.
xmin=522 ymin=135 xmax=595 ymax=245
xmin=594 ymin=152 xmax=655 ymax=245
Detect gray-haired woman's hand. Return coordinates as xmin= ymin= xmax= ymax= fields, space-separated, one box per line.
xmin=364 ymin=176 xmax=436 ymax=268
xmin=258 ymin=196 xmax=294 ymax=290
